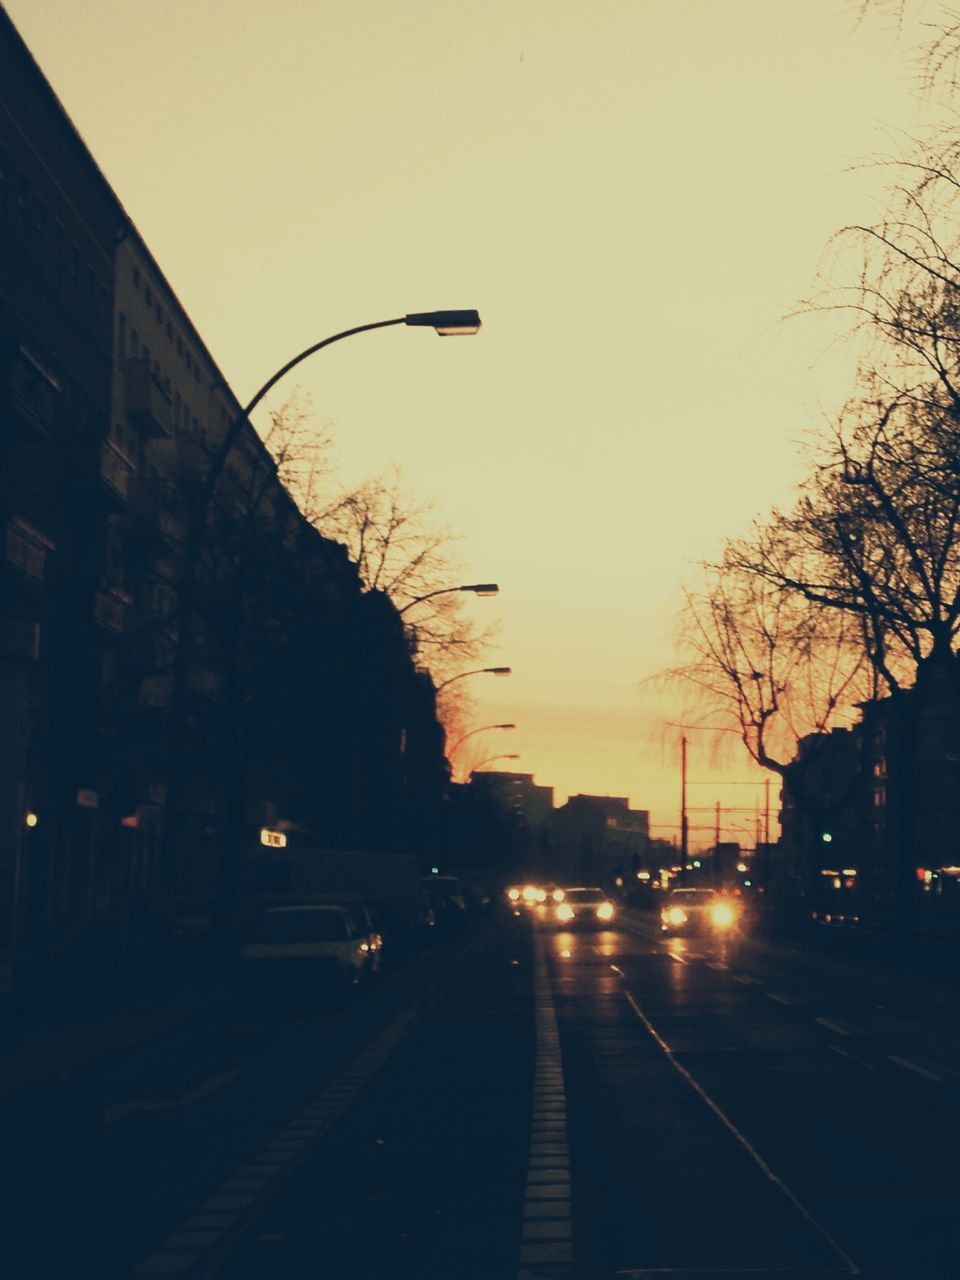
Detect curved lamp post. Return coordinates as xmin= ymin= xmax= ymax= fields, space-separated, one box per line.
xmin=470 ymin=753 xmax=520 ymax=775
xmin=166 ymin=309 xmax=483 ymax=896
xmin=447 ymin=723 xmax=517 ymax=755
xmin=435 ymin=666 xmax=511 ymax=694
xmin=397 ymin=583 xmax=498 ymax=617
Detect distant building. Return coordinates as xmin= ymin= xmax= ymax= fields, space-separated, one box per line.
xmin=552 ymin=794 xmax=649 ymax=888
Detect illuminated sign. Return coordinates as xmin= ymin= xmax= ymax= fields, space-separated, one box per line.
xmin=260 ymin=828 xmax=287 ymax=848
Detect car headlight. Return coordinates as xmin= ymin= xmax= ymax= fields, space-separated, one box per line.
xmin=711 ymin=903 xmax=736 ymax=928
xmin=507 ymin=887 xmax=521 ymax=902
xmin=552 ymin=888 xmax=565 ymax=902
xmin=596 ymin=901 xmax=614 ymax=921
xmin=666 ymin=906 xmax=687 ymax=926
xmin=556 ymin=903 xmax=575 ymax=923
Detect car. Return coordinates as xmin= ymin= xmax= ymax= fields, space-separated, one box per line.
xmin=233 ymin=904 xmax=370 ymax=1005
xmin=660 ymin=887 xmax=738 ymax=935
xmin=296 ymin=894 xmax=383 ymax=978
xmin=551 ymin=886 xmax=616 ymax=928
xmin=420 ymin=875 xmax=467 ymax=912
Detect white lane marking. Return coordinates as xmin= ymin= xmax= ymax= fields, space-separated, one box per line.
xmin=733 ymin=974 xmax=762 ymax=986
xmin=666 ymin=950 xmax=687 ymax=965
xmin=767 ymin=992 xmax=805 ymax=1007
xmin=521 ymin=939 xmax=573 ymax=1274
xmin=106 ymin=1069 xmax=242 ymax=1124
xmin=829 ymin=1045 xmax=876 ymax=1071
xmin=624 ymin=989 xmax=862 ymax=1276
xmin=610 ymin=964 xmax=625 ymax=977
xmin=814 ymin=1017 xmax=862 ymax=1037
xmin=888 ymin=1054 xmax=943 ymax=1082
xmin=707 ymin=961 xmax=729 ymax=971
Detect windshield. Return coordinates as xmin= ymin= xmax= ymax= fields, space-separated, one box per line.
xmin=669 ymin=890 xmax=719 ymax=903
xmin=564 ymin=888 xmax=606 ymax=903
xmin=254 ymin=909 xmax=349 ymax=943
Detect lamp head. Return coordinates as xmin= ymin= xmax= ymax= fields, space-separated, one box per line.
xmin=405 ymin=309 xmax=482 ymax=336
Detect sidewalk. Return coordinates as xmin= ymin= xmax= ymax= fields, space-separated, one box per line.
xmin=0 ymin=978 xmax=229 ymax=1101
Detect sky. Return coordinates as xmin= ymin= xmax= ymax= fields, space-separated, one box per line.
xmin=5 ymin=0 xmax=940 ymax=846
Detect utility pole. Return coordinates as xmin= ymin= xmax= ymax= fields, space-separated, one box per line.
xmin=680 ymin=736 xmax=689 ymax=879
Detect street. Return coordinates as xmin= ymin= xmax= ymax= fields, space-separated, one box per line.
xmin=7 ymin=906 xmax=960 ymax=1279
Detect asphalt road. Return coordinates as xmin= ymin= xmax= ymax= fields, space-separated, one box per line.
xmin=9 ymin=906 xmax=960 ymax=1279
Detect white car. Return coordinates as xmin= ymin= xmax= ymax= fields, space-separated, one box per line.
xmin=660 ymin=888 xmax=738 ymax=935
xmin=552 ymin=886 xmax=616 ymax=928
xmin=235 ymin=904 xmax=370 ymax=1003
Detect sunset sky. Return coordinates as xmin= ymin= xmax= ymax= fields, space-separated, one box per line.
xmin=6 ymin=1 xmax=939 ymax=846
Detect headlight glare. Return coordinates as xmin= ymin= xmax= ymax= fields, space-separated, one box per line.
xmin=712 ymin=903 xmax=735 ymax=928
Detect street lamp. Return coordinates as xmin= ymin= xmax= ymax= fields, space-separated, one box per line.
xmin=165 ymin=309 xmax=483 ymax=880
xmin=471 ymin=753 xmax=520 ymax=775
xmin=447 ymin=723 xmax=516 ymax=755
xmin=397 ymin=583 xmax=498 ymax=617
xmin=435 ymin=666 xmax=511 ymax=693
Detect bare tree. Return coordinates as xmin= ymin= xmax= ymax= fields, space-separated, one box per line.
xmin=263 ymin=402 xmax=497 ymax=698
xmin=675 ymin=556 xmax=874 ymax=779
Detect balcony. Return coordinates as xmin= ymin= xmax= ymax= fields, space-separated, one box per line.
xmin=5 ymin=518 xmax=55 ymax=584
xmin=100 ymin=439 xmax=133 ymax=504
xmin=125 ymin=357 xmax=172 ymax=438
xmin=7 ymin=344 xmax=60 ymax=435
xmin=94 ymin=588 xmax=127 ymax=633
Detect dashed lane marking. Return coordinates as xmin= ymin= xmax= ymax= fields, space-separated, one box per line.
xmin=814 ymin=1017 xmax=863 ymax=1037
xmin=829 ymin=1045 xmax=876 ymax=1071
xmin=767 ymin=992 xmax=805 ymax=1007
xmin=706 ymin=961 xmax=729 ymax=972
xmin=621 ymin=987 xmax=862 ymax=1276
xmin=107 ymin=1071 xmax=243 ymax=1125
xmin=888 ymin=1054 xmax=943 ymax=1082
xmin=519 ymin=939 xmax=573 ymax=1277
xmin=733 ymin=974 xmax=762 ymax=986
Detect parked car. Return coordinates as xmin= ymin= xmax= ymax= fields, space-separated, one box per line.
xmin=420 ymin=875 xmax=467 ymax=912
xmin=420 ymin=881 xmax=467 ymax=932
xmin=233 ymin=905 xmax=369 ymax=1005
xmin=297 ymin=894 xmax=383 ymax=978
